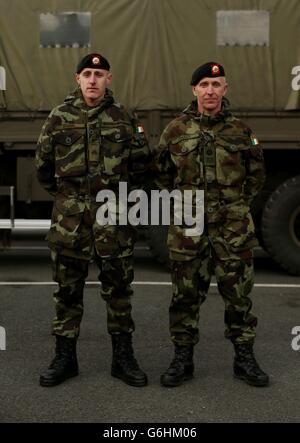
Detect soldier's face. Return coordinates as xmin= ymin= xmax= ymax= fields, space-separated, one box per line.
xmin=192 ymin=77 xmax=227 ymax=115
xmin=76 ymin=68 xmax=112 ymax=106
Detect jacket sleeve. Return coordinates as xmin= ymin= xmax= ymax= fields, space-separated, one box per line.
xmin=243 ymin=133 xmax=266 ymax=207
xmin=151 ymin=127 xmax=174 ymax=192
xmin=35 ymin=111 xmax=57 ymax=196
xmin=128 ymin=111 xmax=152 ymax=191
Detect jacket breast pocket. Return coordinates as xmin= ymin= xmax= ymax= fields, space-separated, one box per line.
xmin=169 ymin=135 xmax=203 ymax=186
xmin=53 ymin=129 xmax=86 ymax=177
xmin=216 ymin=135 xmax=248 ymax=186
xmin=101 ymin=125 xmax=131 ymax=177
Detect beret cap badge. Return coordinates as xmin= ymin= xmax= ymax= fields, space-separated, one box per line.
xmin=92 ymin=56 xmax=100 ymax=65
xmin=211 ymin=64 xmax=220 ymax=75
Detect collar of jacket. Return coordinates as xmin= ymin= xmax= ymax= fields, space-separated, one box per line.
xmin=182 ymin=97 xmax=231 ymax=124
xmin=64 ymin=87 xmax=115 ymax=112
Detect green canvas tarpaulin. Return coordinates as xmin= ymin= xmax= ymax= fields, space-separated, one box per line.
xmin=0 ymin=0 xmax=299 ymax=111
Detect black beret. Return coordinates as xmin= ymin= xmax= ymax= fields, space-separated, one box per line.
xmin=190 ymin=62 xmax=225 ymax=86
xmin=76 ymin=53 xmax=110 ymax=74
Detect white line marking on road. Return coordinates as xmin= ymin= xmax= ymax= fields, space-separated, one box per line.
xmin=0 ymin=282 xmax=300 ymax=288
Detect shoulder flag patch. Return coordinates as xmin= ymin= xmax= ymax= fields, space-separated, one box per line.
xmin=251 ymin=134 xmax=259 ymax=146
xmin=135 ymin=125 xmax=145 ymax=134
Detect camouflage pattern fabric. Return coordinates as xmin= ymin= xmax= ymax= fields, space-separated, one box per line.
xmin=36 ymin=87 xmax=150 ymax=260
xmin=51 ymin=250 xmax=135 ymax=338
xmin=36 ymin=87 xmax=150 ymax=337
xmin=153 ymin=98 xmax=265 ymax=345
xmin=153 ymin=98 xmax=265 ymax=260
xmin=170 ymin=240 xmax=257 ymax=346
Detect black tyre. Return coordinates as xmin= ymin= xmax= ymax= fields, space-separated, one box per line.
xmin=262 ymin=175 xmax=300 ymax=275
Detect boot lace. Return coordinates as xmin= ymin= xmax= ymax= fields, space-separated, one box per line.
xmin=169 ymin=348 xmax=192 ymax=371
xmin=236 ymin=346 xmax=264 ymax=376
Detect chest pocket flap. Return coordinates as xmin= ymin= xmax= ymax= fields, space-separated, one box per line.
xmin=217 ymin=134 xmax=250 ymax=152
xmin=53 ymin=130 xmax=82 ymax=146
xmin=169 ymin=135 xmax=199 ymax=155
xmin=102 ymin=125 xmax=132 ymax=143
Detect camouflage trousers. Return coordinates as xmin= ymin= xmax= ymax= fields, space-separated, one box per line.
xmin=50 ymin=249 xmax=135 ymax=339
xmin=169 ymin=247 xmax=257 ymax=346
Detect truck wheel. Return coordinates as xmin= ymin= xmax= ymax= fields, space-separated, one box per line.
xmin=262 ymin=175 xmax=300 ymax=275
xmin=146 ymin=225 xmax=170 ymax=268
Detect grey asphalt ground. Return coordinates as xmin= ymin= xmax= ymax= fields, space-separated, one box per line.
xmin=0 ymin=232 xmax=300 ymax=423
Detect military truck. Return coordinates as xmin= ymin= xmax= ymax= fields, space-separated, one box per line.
xmin=0 ymin=0 xmax=300 ymax=275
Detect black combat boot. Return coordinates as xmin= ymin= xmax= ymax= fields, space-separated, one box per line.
xmin=111 ymin=333 xmax=148 ymax=387
xmin=39 ymin=335 xmax=78 ymax=387
xmin=160 ymin=344 xmax=194 ymax=387
xmin=233 ymin=343 xmax=269 ymax=387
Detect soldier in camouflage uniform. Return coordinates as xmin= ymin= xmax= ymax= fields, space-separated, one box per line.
xmin=153 ymin=62 xmax=269 ymax=387
xmin=36 ymin=53 xmax=150 ymax=387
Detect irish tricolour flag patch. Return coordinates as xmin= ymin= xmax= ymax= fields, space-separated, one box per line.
xmin=135 ymin=125 xmax=145 ymax=134
xmin=251 ymin=134 xmax=259 ymax=145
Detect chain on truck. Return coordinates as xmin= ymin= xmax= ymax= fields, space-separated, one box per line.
xmin=0 ymin=0 xmax=300 ymax=275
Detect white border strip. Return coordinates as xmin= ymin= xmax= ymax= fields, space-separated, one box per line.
xmin=0 ymin=281 xmax=300 ymax=288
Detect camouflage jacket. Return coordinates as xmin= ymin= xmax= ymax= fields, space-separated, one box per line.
xmin=35 ymin=88 xmax=151 ymax=259
xmin=153 ymin=99 xmax=266 ymax=260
